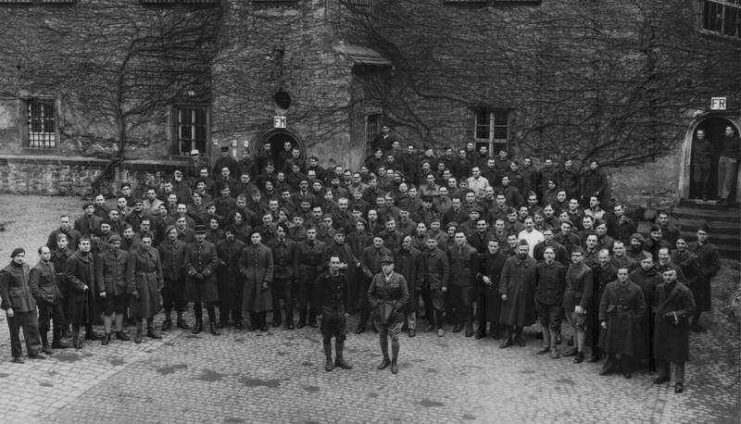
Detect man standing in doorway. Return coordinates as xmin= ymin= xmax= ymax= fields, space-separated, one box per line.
xmin=692 ymin=129 xmax=715 ymax=201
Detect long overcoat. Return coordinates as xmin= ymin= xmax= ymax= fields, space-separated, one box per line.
xmin=239 ymin=243 xmax=274 ymax=313
xmin=394 ymin=247 xmax=423 ymax=314
xmin=653 ymin=281 xmax=695 ymax=363
xmin=478 ymin=251 xmax=507 ymax=322
xmin=499 ymin=255 xmax=537 ymax=327
xmin=598 ymin=279 xmax=646 ymax=356
xmin=687 ymin=241 xmax=720 ymax=313
xmin=127 ymin=246 xmax=164 ymax=319
xmin=65 ymin=251 xmax=97 ymax=324
xmin=185 ymin=241 xmax=219 ymax=303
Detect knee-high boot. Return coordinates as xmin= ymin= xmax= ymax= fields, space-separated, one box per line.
xmin=377 ymin=336 xmax=391 ymax=370
xmin=390 ymin=340 xmax=400 ymax=374
xmin=192 ymin=304 xmax=203 ymax=335
xmin=207 ymin=305 xmax=220 ymax=335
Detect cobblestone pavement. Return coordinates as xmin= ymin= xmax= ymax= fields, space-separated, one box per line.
xmin=0 ymin=194 xmax=737 ymax=423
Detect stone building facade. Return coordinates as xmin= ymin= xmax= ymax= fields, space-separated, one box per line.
xmin=0 ymin=0 xmax=738 ymax=209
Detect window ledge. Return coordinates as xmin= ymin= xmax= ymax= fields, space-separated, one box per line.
xmin=699 ymin=29 xmax=741 ymax=42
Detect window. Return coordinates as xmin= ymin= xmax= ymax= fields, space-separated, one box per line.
xmin=174 ymin=106 xmax=208 ymax=155
xmin=365 ymin=113 xmax=381 ymax=154
xmin=0 ymin=0 xmax=76 ymax=3
xmin=703 ymin=0 xmax=741 ymax=38
xmin=139 ymin=0 xmax=218 ymax=5
xmin=25 ymin=99 xmax=57 ymax=149
xmin=474 ymin=109 xmax=509 ymax=152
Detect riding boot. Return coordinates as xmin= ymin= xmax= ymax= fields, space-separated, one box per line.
xmin=297 ymin=310 xmax=307 ymax=329
xmin=207 ymin=305 xmax=221 ymax=335
xmin=161 ymin=310 xmax=172 ymax=331
xmin=40 ymin=332 xmax=53 ymax=354
xmin=192 ymin=306 xmax=203 ymax=335
xmin=390 ymin=342 xmax=399 ymax=374
xmin=147 ymin=318 xmax=162 ymax=339
xmin=134 ymin=321 xmax=143 ymax=344
xmin=377 ymin=337 xmax=391 ymax=370
xmin=334 ymin=339 xmax=352 ymax=369
xmin=114 ymin=314 xmax=130 ymax=341
xmin=176 ymin=311 xmax=190 ymax=329
xmin=72 ymin=327 xmax=83 ymax=349
xmin=52 ymin=325 xmax=70 ymax=349
xmin=323 ymin=339 xmax=333 ymax=372
xmin=284 ymin=304 xmax=294 ymax=329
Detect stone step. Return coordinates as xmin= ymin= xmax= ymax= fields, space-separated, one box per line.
xmin=677 ymin=218 xmax=740 ymax=232
xmin=673 ymin=207 xmax=741 ymax=223
xmin=678 ymin=199 xmax=741 ymax=209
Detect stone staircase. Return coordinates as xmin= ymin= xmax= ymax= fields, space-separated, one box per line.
xmin=674 ymin=200 xmax=740 ymax=260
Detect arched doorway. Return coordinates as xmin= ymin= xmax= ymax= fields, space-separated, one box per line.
xmin=251 ymin=128 xmax=305 ymax=171
xmin=678 ymin=114 xmax=740 ymax=202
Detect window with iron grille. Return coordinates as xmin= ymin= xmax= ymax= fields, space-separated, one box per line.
xmin=474 ymin=109 xmax=509 ymax=153
xmin=139 ymin=0 xmax=219 ymax=4
xmin=365 ymin=113 xmax=382 ymax=153
xmin=25 ymin=99 xmax=57 ymax=149
xmin=703 ymin=0 xmax=741 ymax=38
xmin=174 ymin=106 xmax=208 ymax=155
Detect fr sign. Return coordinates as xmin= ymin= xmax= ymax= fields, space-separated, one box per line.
xmin=274 ymin=116 xmax=287 ymax=128
xmin=710 ymin=97 xmax=727 ymax=111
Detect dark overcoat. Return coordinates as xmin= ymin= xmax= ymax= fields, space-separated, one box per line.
xmin=394 ymin=247 xmax=423 ymax=314
xmin=65 ymin=251 xmax=98 ymax=324
xmin=478 ymin=252 xmax=507 ymax=322
xmin=688 ymin=241 xmax=720 ymax=313
xmin=499 ymin=255 xmax=537 ymax=327
xmin=239 ymin=243 xmax=274 ymax=313
xmin=598 ymin=279 xmax=646 ymax=356
xmin=653 ymin=281 xmax=695 ymax=363
xmin=0 ymin=262 xmax=36 ymax=312
xmin=185 ymin=241 xmax=219 ymax=302
xmin=127 ymin=246 xmax=164 ymax=319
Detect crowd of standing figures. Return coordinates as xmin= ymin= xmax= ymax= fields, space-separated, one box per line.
xmin=0 ymin=134 xmax=722 ymax=391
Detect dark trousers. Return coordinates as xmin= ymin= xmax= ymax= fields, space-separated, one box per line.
xmin=656 ymin=359 xmax=685 ymax=383
xmin=297 ymin=277 xmax=318 ymax=320
xmin=692 ymin=163 xmax=713 ymax=198
xmin=219 ymin=278 xmax=243 ymax=324
xmin=38 ymin=300 xmax=65 ymax=343
xmin=448 ymin=285 xmax=473 ymax=324
xmin=357 ymin=276 xmax=371 ymax=325
xmin=423 ymin=286 xmax=445 ymax=324
xmin=271 ymin=278 xmax=294 ymax=314
xmin=162 ymin=277 xmax=187 ymax=313
xmin=6 ymin=311 xmax=42 ymax=358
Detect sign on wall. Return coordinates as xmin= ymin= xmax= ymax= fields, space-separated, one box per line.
xmin=274 ymin=116 xmax=287 ymax=128
xmin=710 ymin=97 xmax=727 ymax=110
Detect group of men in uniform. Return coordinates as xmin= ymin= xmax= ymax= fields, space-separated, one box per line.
xmin=0 ymin=139 xmax=723 ymax=390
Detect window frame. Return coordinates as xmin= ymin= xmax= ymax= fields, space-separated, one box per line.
xmin=701 ymin=0 xmax=741 ymax=40
xmin=171 ymin=104 xmax=210 ymax=157
xmin=473 ymin=108 xmax=510 ymax=153
xmin=365 ymin=112 xmax=382 ymax=154
xmin=23 ymin=98 xmax=59 ymax=151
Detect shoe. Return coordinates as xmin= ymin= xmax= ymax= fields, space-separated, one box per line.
xmin=325 ymin=358 xmax=333 ymax=372
xmin=101 ymin=333 xmax=111 ymax=346
xmin=599 ymin=364 xmax=612 ymax=376
xmin=623 ymin=371 xmax=632 ymax=379
xmin=573 ymin=352 xmax=584 ymax=364
xmin=391 ymin=360 xmax=398 ymax=374
xmin=210 ymin=323 xmax=221 ymax=336
xmin=297 ymin=318 xmax=306 ymax=329
xmin=465 ymin=326 xmax=474 ymax=338
xmin=426 ymin=323 xmax=435 ymax=332
xmin=11 ymin=357 xmax=24 ymax=364
xmin=147 ymin=327 xmax=163 ymax=339
xmin=86 ymin=331 xmax=104 ymax=341
xmin=355 ymin=325 xmax=366 ymax=335
xmin=452 ymin=324 xmax=463 ymax=333
xmin=286 ymin=322 xmax=294 ymax=330
xmin=72 ymin=333 xmax=83 ymax=350
xmin=587 ymin=355 xmax=600 ymax=363
xmin=490 ymin=332 xmax=501 ymax=340
xmin=550 ymin=349 xmax=560 ymax=359
xmin=516 ymin=336 xmax=526 ymax=347
xmin=690 ymin=323 xmax=704 ymax=333
xmin=134 ymin=328 xmax=143 ymax=344
xmin=437 ymin=328 xmax=444 ymax=337
xmin=475 ymin=332 xmax=486 ymax=340
xmin=234 ymin=321 xmax=243 ymax=330
xmin=116 ymin=331 xmax=130 ymax=341
xmin=536 ymin=346 xmax=550 ymax=355
xmin=52 ymin=340 xmax=70 ymax=349
xmin=335 ymin=358 xmax=353 ymax=370
xmin=176 ymin=317 xmax=190 ymax=330
xmin=28 ymin=353 xmax=46 ymax=360
xmin=499 ymin=339 xmax=512 ymax=349
xmin=555 ymin=334 xmax=563 ymax=345
xmin=377 ymin=358 xmax=391 ymax=370
xmin=161 ymin=319 xmax=172 ymax=331
xmin=675 ymin=382 xmax=684 ymax=393
xmin=653 ymin=376 xmax=670 ymax=384
xmin=42 ymin=344 xmax=54 ymax=355
xmin=217 ymin=320 xmax=225 ymax=329
xmin=191 ymin=321 xmax=203 ymax=335
xmin=408 ymin=328 xmax=416 ymax=338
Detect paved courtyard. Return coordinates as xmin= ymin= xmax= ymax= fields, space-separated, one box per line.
xmin=0 ymin=194 xmax=737 ymax=423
